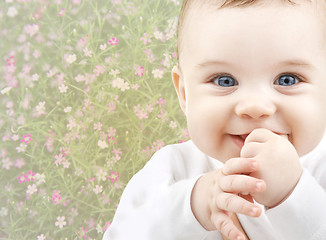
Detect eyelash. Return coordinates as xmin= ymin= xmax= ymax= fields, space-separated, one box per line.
xmin=208 ymin=73 xmax=305 ymax=87
xmin=274 ymin=73 xmax=304 ymax=86
xmin=208 ymin=73 xmax=237 ymax=87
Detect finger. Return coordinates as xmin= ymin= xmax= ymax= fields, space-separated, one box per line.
xmin=245 ymin=128 xmax=274 ymax=144
xmin=240 ymin=142 xmax=261 ymax=158
xmin=223 ymin=158 xmax=258 ymax=175
xmin=219 ymin=174 xmax=265 ymax=194
xmin=216 ymin=192 xmax=262 ymax=217
xmin=239 ymin=193 xmax=255 ymax=204
xmin=211 ymin=212 xmax=246 ymax=240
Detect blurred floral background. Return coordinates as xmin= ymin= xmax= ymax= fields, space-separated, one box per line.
xmin=0 ymin=0 xmax=188 ymax=239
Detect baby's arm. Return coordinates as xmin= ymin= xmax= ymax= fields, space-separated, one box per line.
xmin=191 ymin=157 xmax=266 ymax=240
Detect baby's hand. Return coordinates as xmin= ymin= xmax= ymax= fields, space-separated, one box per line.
xmin=191 ymin=158 xmax=266 ymax=240
xmin=241 ymin=128 xmax=302 ymax=207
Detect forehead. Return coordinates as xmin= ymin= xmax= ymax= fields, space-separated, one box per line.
xmin=179 ymin=0 xmax=326 ymax=68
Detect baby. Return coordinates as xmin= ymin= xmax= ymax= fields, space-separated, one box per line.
xmin=103 ymin=0 xmax=326 ymax=239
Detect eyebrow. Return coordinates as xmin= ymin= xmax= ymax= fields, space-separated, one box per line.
xmin=195 ymin=60 xmax=231 ymax=69
xmin=195 ymin=59 xmax=314 ymax=70
xmin=277 ymin=60 xmax=314 ymax=69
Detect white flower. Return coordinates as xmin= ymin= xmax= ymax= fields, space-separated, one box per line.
xmin=64 ymin=54 xmax=76 ymax=64
xmin=98 ymin=140 xmax=108 ymax=149
xmin=112 ymin=77 xmax=130 ymax=91
xmin=1 ymin=87 xmax=12 ymax=95
xmin=17 ymin=115 xmax=25 ymax=125
xmin=59 ymin=84 xmax=68 ymax=93
xmin=100 ymin=44 xmax=107 ymax=50
xmin=67 ymin=118 xmax=77 ymax=130
xmin=96 ymin=224 xmax=103 ymax=234
xmin=1 ymin=158 xmax=12 ymax=170
xmin=169 ymin=121 xmax=177 ymax=129
xmin=154 ymin=31 xmax=164 ymax=41
xmin=171 ymin=0 xmax=180 ymax=5
xmin=93 ymin=185 xmax=103 ymax=194
xmin=152 ymin=68 xmax=164 ymax=79
xmin=26 ymin=184 xmax=37 ymax=195
xmin=31 ymin=74 xmax=39 ymax=81
xmin=33 ymin=101 xmax=46 ymax=117
xmin=37 ymin=234 xmax=46 ymax=240
xmin=64 ymin=106 xmax=72 ymax=113
xmin=16 ymin=143 xmax=27 ymax=153
xmin=7 ymin=6 xmax=18 ymax=18
xmin=162 ymin=53 xmax=171 ymax=68
xmin=96 ymin=168 xmax=108 ymax=181
xmin=55 ymin=216 xmax=67 ymax=229
xmin=109 ymin=69 xmax=120 ymax=77
xmin=0 ymin=207 xmax=8 ymax=217
xmin=35 ymin=173 xmax=46 ymax=185
xmin=83 ymin=47 xmax=92 ymax=57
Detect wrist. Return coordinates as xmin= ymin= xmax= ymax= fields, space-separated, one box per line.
xmin=265 ymin=168 xmax=303 ymax=208
xmin=190 ymin=173 xmax=216 ymax=231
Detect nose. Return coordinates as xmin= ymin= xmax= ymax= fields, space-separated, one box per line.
xmin=235 ymin=95 xmax=276 ymax=119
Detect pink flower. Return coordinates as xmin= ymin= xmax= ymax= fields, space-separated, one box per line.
xmin=112 ymin=148 xmax=122 ymax=160
xmin=17 ymin=171 xmax=35 ymax=183
xmin=136 ymin=109 xmax=148 ymax=119
xmin=21 ymin=134 xmax=32 ymax=144
xmin=54 ymin=153 xmax=65 ymax=166
xmin=93 ymin=122 xmax=102 ymax=131
xmin=156 ymin=97 xmax=166 ymax=107
xmin=87 ymin=177 xmax=96 ymax=182
xmin=52 ymin=190 xmax=61 ymax=204
xmin=134 ymin=65 xmax=145 ymax=76
xmin=78 ymin=227 xmax=88 ymax=239
xmin=131 ymin=83 xmax=140 ymax=90
xmin=108 ymin=127 xmax=117 ymax=137
xmin=108 ymin=37 xmax=119 ymax=45
xmin=58 ymin=8 xmax=66 ymax=16
xmin=107 ymin=127 xmax=117 ymax=144
xmin=152 ymin=140 xmax=165 ymax=151
xmin=104 ymin=221 xmax=111 ymax=231
xmin=24 ymin=24 xmax=39 ymax=37
xmin=15 ymin=158 xmax=25 ymax=168
xmin=140 ymin=33 xmax=152 ymax=45
xmin=107 ymin=102 xmax=117 ymax=113
xmin=108 ymin=171 xmax=119 ymax=183
xmin=93 ymin=65 xmax=105 ymax=76
xmin=6 ymin=56 xmax=15 ymax=66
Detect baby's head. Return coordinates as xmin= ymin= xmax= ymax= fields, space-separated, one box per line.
xmin=172 ymin=0 xmax=326 ymax=162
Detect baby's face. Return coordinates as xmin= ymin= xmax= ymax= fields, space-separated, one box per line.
xmin=173 ymin=1 xmax=326 ymax=162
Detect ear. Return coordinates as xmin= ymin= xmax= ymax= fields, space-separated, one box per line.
xmin=172 ymin=65 xmax=186 ymax=114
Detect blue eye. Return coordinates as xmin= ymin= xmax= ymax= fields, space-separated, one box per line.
xmin=213 ymin=76 xmax=238 ymax=87
xmin=275 ymin=75 xmax=299 ymax=86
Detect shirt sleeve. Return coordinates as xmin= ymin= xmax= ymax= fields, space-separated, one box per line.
xmin=103 ymin=145 xmax=214 ymax=240
xmin=265 ymin=169 xmax=326 ymax=240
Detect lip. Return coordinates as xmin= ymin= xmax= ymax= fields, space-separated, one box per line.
xmin=230 ymin=134 xmax=246 ymax=149
xmin=230 ymin=131 xmax=289 ymax=149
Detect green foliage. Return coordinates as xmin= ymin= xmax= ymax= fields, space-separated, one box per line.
xmin=0 ymin=0 xmax=187 ymax=239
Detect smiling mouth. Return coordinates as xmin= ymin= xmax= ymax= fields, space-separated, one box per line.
xmin=231 ymin=134 xmax=247 ymax=148
xmin=231 ymin=132 xmax=289 ymax=149
xmin=239 ymin=134 xmax=249 ymax=141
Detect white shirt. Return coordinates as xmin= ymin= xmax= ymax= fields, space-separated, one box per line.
xmin=103 ymin=133 xmax=326 ymax=240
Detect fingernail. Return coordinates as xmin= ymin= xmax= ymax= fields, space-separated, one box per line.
xmin=251 ymin=161 xmax=258 ymax=169
xmin=256 ymin=182 xmax=263 ymax=191
xmin=236 ymin=235 xmax=244 ymax=240
xmin=250 ymin=206 xmax=259 ymax=216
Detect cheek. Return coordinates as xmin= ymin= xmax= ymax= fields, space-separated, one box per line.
xmin=288 ymin=101 xmax=326 ymax=156
xmin=185 ymin=98 xmax=235 ymax=161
